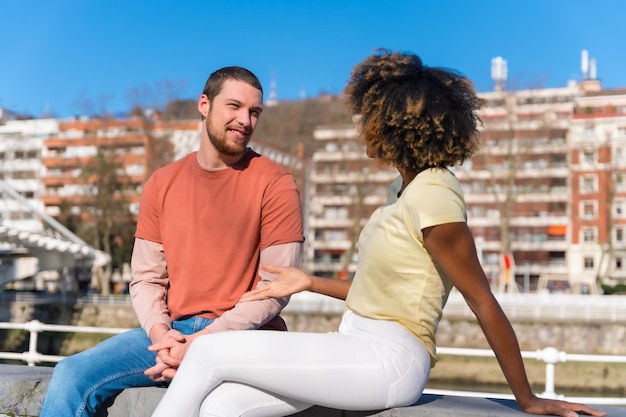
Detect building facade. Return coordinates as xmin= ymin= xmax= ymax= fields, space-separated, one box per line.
xmin=304 ymin=125 xmax=397 ymax=278
xmin=455 ymin=84 xmax=579 ymax=292
xmin=41 ymin=116 xmax=199 ymax=219
xmin=569 ymin=84 xmax=626 ymax=288
xmin=0 ymin=119 xmax=57 ymax=231
xmin=305 ymin=81 xmax=626 ymax=293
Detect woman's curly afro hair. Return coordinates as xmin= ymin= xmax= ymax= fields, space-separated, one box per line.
xmin=344 ymin=49 xmax=482 ymax=172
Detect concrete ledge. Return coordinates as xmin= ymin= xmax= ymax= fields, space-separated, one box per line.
xmin=1 ymin=364 xmax=624 ymax=417
xmin=0 ymin=364 xmax=51 ymax=416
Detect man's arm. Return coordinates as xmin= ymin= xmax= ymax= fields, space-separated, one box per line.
xmin=145 ymin=241 xmax=302 ymax=381
xmin=202 ymin=241 xmax=301 ymax=333
xmin=129 ymin=238 xmax=172 ymax=341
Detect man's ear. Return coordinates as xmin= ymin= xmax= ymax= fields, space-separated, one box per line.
xmin=198 ymin=94 xmax=210 ymax=119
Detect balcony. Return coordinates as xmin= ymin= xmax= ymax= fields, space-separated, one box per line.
xmin=308 ymin=239 xmax=353 ymax=250
xmin=467 ymin=215 xmax=569 ymax=228
xmin=42 ymin=156 xmax=89 ymax=169
xmin=310 ymin=171 xmax=397 ymax=184
xmin=45 ymin=134 xmax=147 ymax=148
xmin=308 ymin=218 xmax=360 ymax=228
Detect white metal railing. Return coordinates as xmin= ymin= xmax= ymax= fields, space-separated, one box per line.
xmin=431 ymin=347 xmax=626 ymax=406
xmin=0 ymin=320 xmax=129 ymax=366
xmin=1 ymin=320 xmax=625 ymax=406
xmin=0 ymin=292 xmax=133 ymax=307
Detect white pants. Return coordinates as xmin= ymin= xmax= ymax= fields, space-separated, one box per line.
xmin=152 ymin=310 xmax=431 ymax=417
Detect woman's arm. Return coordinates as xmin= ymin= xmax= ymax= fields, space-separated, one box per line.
xmin=240 ymin=264 xmax=352 ymax=302
xmin=423 ymin=221 xmax=606 ymax=417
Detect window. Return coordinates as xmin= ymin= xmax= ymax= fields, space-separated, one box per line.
xmin=616 ymin=173 xmax=626 ymax=193
xmin=11 ymin=171 xmax=36 ymax=180
xmin=616 ymin=201 xmax=625 ymax=218
xmin=615 ymin=147 xmax=626 ymax=165
xmin=582 ymin=150 xmax=596 ymax=164
xmin=616 ymin=228 xmax=624 ymax=242
xmin=125 ymin=165 xmax=145 ymax=175
xmin=325 ymin=230 xmax=348 ymax=241
xmin=616 ymin=257 xmax=623 ymax=270
xmin=324 ymin=206 xmax=348 ymax=220
xmin=581 ymin=201 xmax=596 ymax=218
xmin=584 ymin=257 xmax=594 ymax=269
xmin=582 ymin=228 xmax=596 ymax=242
xmin=580 ymin=175 xmax=597 ymax=193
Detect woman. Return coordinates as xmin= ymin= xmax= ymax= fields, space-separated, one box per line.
xmin=151 ymin=50 xmax=605 ymax=417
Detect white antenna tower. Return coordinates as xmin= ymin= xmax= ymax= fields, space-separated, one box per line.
xmin=581 ymin=50 xmax=589 ymax=80
xmin=589 ymin=58 xmax=597 ymax=80
xmin=266 ymin=71 xmax=278 ymax=107
xmin=491 ymin=56 xmax=507 ymax=92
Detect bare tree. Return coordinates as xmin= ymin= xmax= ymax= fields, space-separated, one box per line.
xmin=77 ymin=148 xmax=135 ymax=295
xmin=335 ymin=142 xmax=394 ymax=279
xmin=126 ymin=79 xmax=188 ymax=116
xmin=475 ymin=89 xmax=566 ymax=293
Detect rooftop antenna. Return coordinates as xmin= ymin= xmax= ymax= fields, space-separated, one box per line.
xmin=266 ymin=71 xmax=278 ymax=107
xmin=580 ymin=50 xmax=601 ymax=92
xmin=491 ymin=56 xmax=507 ymax=92
xmin=581 ymin=49 xmax=589 ymax=80
xmin=589 ymin=58 xmax=597 ymax=80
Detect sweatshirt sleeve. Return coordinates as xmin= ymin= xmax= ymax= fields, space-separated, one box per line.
xmin=203 ymin=242 xmax=302 ymax=333
xmin=129 ymin=238 xmax=171 ymax=335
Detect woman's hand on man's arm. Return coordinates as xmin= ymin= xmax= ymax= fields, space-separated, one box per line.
xmin=240 ymin=265 xmax=351 ymax=302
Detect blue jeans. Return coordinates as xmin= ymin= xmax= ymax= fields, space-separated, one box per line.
xmin=39 ymin=316 xmax=214 ymax=417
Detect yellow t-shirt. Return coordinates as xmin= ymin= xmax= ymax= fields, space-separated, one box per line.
xmin=345 ymin=168 xmax=466 ymax=366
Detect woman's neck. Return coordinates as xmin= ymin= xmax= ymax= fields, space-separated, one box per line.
xmin=397 ymin=169 xmax=418 ymax=198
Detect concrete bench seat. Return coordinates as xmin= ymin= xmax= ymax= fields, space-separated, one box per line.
xmin=1 ymin=364 xmax=624 ymax=417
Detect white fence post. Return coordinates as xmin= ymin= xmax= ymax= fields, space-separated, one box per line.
xmin=535 ymin=346 xmax=566 ymax=399
xmin=25 ymin=319 xmax=43 ymax=366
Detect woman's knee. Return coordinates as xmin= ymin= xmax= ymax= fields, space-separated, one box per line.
xmin=187 ymin=332 xmax=219 ymax=358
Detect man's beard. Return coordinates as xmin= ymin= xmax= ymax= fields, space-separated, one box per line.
xmin=205 ymin=118 xmax=247 ymax=157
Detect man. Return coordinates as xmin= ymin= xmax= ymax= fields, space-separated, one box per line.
xmin=40 ymin=66 xmax=304 ymax=417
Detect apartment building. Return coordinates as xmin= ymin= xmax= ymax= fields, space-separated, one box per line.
xmin=455 ymin=84 xmax=579 ymax=292
xmin=305 ymin=86 xmax=581 ymax=288
xmin=305 ymin=73 xmax=626 ymax=293
xmin=41 ymin=116 xmax=199 ymax=219
xmin=0 ymin=119 xmax=104 ymax=290
xmin=0 ymin=119 xmax=58 ymax=231
xmin=304 ymin=125 xmax=397 ymax=278
xmin=569 ymin=83 xmax=626 ymax=288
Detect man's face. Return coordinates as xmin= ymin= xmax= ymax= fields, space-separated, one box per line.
xmin=203 ymin=79 xmax=263 ymax=157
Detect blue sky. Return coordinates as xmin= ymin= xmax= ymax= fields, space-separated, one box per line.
xmin=2 ymin=0 xmax=625 ymax=118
